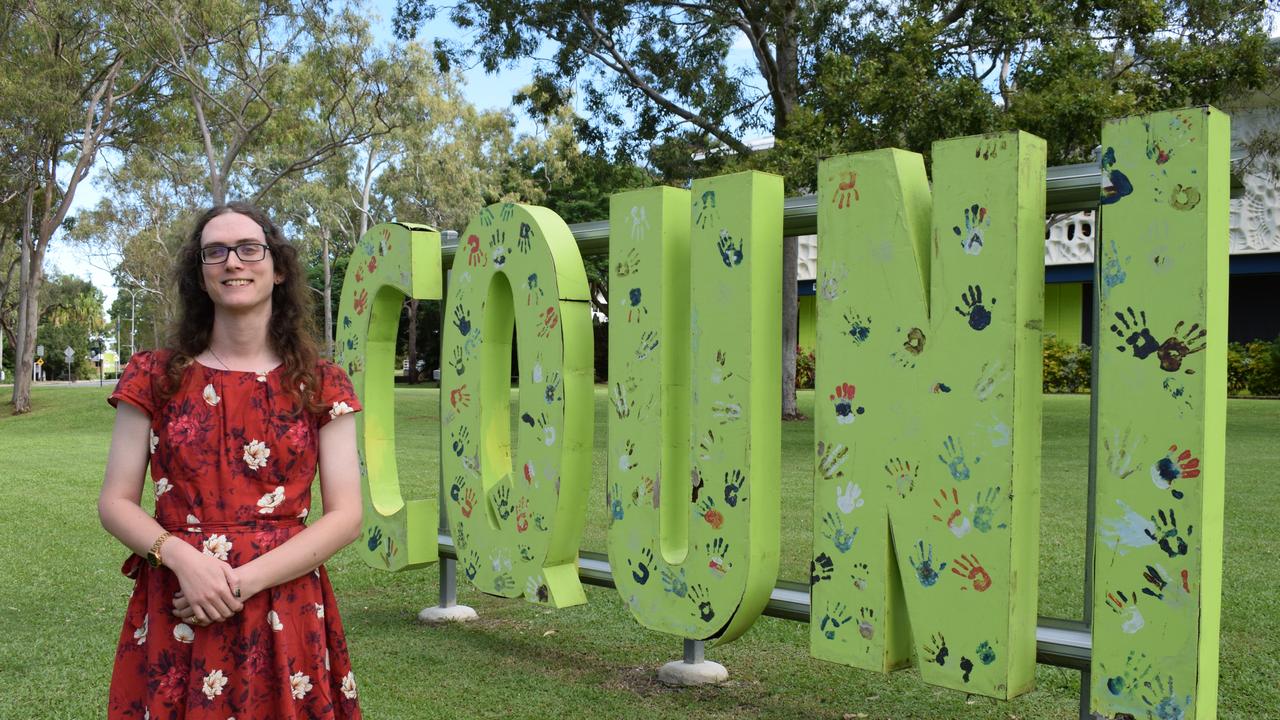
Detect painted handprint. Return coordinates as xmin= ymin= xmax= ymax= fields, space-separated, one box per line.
xmin=1101 ymin=499 xmax=1157 ymax=554
xmin=699 ymin=496 xmax=724 ymax=529
xmin=630 ymin=475 xmax=654 ymax=505
xmin=1168 ymin=184 xmax=1201 ymax=211
xmin=609 ymin=482 xmax=624 ymax=521
xmin=1144 ymin=508 xmax=1192 ymax=557
xmin=628 ymin=547 xmax=654 ymax=585
xmin=1105 ymin=590 xmax=1145 ymax=633
xmin=536 ymin=413 xmax=556 ymax=446
xmin=1105 ymin=426 xmax=1142 ymax=479
xmin=661 ymin=565 xmax=688 ymax=597
xmin=723 ymin=470 xmax=745 ymax=507
xmin=635 ymin=331 xmax=659 ymax=360
xmin=452 ymin=305 xmax=472 ymax=337
xmin=835 ymin=481 xmax=863 ymax=513
xmin=610 ymin=377 xmax=636 ymax=419
xmin=689 ymin=584 xmax=715 ymax=622
xmin=450 ymin=426 xmax=471 ymax=457
xmin=975 ymin=641 xmax=996 ymax=665
xmin=821 ymin=512 xmax=858 ymax=553
xmin=1150 ymin=444 xmax=1200 ymax=499
xmin=829 ymin=383 xmax=864 ymax=424
xmin=923 ymin=633 xmax=949 ymax=666
xmin=514 ymin=497 xmax=529 ymax=532
xmin=449 ymin=384 xmax=471 ymax=411
xmin=954 ymin=284 xmax=995 ymax=331
xmin=499 ymin=203 xmax=516 ymax=221
xmin=810 ymin=552 xmax=835 ymax=585
xmin=842 ymin=312 xmax=871 ymax=344
xmin=856 ymin=607 xmax=875 ymax=640
xmin=366 ymin=526 xmax=383 ymax=552
xmin=817 ymin=441 xmax=850 ymax=481
xmin=938 ymin=434 xmax=978 ymax=481
xmin=717 ymin=229 xmax=744 ymax=267
xmin=615 ymin=247 xmax=641 ymax=277
xmin=525 ymin=273 xmax=544 ymax=305
xmin=819 ymin=602 xmax=852 ymax=640
xmin=492 ymin=572 xmax=516 ymax=593
xmin=903 ymin=327 xmax=925 ymax=355
xmin=353 ymin=288 xmax=369 ymax=315
xmin=449 ymin=346 xmax=465 ymax=375
xmin=525 ymin=575 xmax=549 ymax=602
xmin=536 ymin=307 xmax=559 ymax=338
xmin=711 ymin=401 xmax=741 ymax=423
xmin=629 ymin=205 xmax=649 ymax=241
xmin=950 ymin=553 xmax=991 ymax=591
xmin=932 ymin=488 xmax=972 ymax=538
xmin=618 ymin=439 xmax=635 ymax=471
xmin=909 ymin=540 xmax=947 ymax=587
xmin=884 ymin=457 xmax=918 ymax=497
xmin=1110 ymin=307 xmax=1160 ymax=360
xmin=464 ymin=549 xmax=480 ymax=580
xmin=850 ymin=562 xmax=870 ymax=591
xmin=694 ymin=190 xmax=719 ymax=229
xmin=1140 ymin=674 xmax=1191 ymax=719
xmin=517 ymin=222 xmax=533 ymax=253
xmin=831 ymin=170 xmax=859 ymax=209
xmin=492 ymin=485 xmax=513 ymax=521
xmin=460 ymin=487 xmax=476 ymax=518
xmin=544 ymin=372 xmax=562 ymax=405
xmin=479 ymin=207 xmax=495 ymax=226
xmin=1141 ymin=562 xmax=1190 ymax=601
xmin=970 ymin=486 xmax=1007 ymax=533
xmin=819 ymin=264 xmax=846 ymax=301
xmin=464 ymin=233 xmax=487 ymax=266
xmin=1099 ymin=146 xmax=1134 ymax=205
xmin=710 ymin=350 xmax=732 ymax=384
xmin=1156 ymin=320 xmax=1207 ymax=373
xmin=706 ymin=537 xmax=731 ymax=576
xmin=625 ymin=288 xmax=648 ymax=322
xmin=974 ymin=359 xmax=1007 ymax=401
xmin=952 ymin=204 xmax=990 ymax=256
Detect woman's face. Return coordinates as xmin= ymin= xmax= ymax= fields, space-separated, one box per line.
xmin=199 ymin=212 xmax=282 ymax=313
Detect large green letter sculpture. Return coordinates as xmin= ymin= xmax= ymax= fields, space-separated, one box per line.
xmin=336 ymin=222 xmax=441 ymax=571
xmin=811 ymin=134 xmax=1046 ymax=698
xmin=1089 ymin=107 xmax=1229 ymax=720
xmin=441 ymin=203 xmax=593 ymax=606
xmin=606 ymin=172 xmax=782 ymax=643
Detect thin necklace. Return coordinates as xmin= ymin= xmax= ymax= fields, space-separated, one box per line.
xmin=207 ymin=347 xmax=231 ymax=370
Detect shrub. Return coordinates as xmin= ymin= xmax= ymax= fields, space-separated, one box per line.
xmin=795 ymin=345 xmax=816 ymax=389
xmin=1043 ymin=334 xmax=1091 ymax=393
xmin=1227 ymin=336 xmax=1280 ymax=396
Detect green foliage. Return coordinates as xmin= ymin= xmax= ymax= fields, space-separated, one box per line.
xmin=1042 ymin=334 xmax=1091 ymax=394
xmin=1227 ymin=337 xmax=1280 ymax=397
xmin=794 ymin=345 xmax=815 ymax=390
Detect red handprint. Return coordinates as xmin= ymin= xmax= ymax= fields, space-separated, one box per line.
xmin=1150 ymin=444 xmax=1200 ymax=499
xmin=832 ymin=171 xmax=859 ymax=209
xmin=515 ymin=498 xmax=529 ymax=533
xmin=466 ymin=234 xmax=487 ymax=267
xmin=537 ymin=307 xmax=559 ymax=338
xmin=449 ymin=384 xmax=471 ymax=411
xmin=460 ymin=487 xmax=476 ymax=518
xmin=353 ymin=288 xmax=369 ymax=315
xmin=367 ymin=256 xmax=378 ymax=273
xmin=950 ymin=553 xmax=991 ymax=591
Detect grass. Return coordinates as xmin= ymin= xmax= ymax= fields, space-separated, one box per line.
xmin=0 ymin=385 xmax=1276 ymax=719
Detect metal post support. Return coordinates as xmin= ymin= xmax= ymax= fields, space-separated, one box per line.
xmin=683 ymin=639 xmax=704 ymax=664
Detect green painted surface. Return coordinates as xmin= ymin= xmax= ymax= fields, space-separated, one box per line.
xmin=1090 ymin=107 xmax=1229 ymax=720
xmin=606 ymin=173 xmax=783 ymax=644
xmin=811 ymin=133 xmax=1046 ymax=699
xmin=1043 ymin=283 xmax=1084 ymax=344
xmin=440 ymin=204 xmax=594 ymax=607
xmin=798 ymin=295 xmax=816 ymax=354
xmin=336 ymin=222 xmax=442 ymax=571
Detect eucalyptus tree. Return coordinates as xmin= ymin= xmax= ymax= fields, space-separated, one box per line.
xmin=1 ymin=0 xmax=159 ymax=413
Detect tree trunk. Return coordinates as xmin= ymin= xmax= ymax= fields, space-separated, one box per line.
xmin=322 ymin=229 xmax=333 ymax=358
xmin=405 ymin=299 xmax=419 ymax=384
xmin=781 ymin=234 xmax=800 ymax=419
xmin=11 ymin=188 xmax=39 ymax=413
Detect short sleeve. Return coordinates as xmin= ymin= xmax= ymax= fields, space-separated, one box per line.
xmin=108 ymin=351 xmax=161 ymax=417
xmin=317 ymin=360 xmax=361 ymax=427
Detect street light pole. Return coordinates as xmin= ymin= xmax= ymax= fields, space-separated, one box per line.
xmin=122 ymin=286 xmax=141 ymax=358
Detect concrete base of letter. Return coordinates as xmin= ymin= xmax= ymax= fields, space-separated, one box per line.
xmin=657 ymin=659 xmax=728 ymax=687
xmin=417 ymin=604 xmax=478 ymax=624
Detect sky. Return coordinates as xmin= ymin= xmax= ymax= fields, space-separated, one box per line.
xmin=46 ymin=1 xmax=547 ymax=309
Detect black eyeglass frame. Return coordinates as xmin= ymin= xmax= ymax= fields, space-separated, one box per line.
xmin=199 ymin=242 xmax=272 ymax=265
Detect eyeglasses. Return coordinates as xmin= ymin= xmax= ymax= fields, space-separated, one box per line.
xmin=200 ymin=243 xmax=271 ymax=264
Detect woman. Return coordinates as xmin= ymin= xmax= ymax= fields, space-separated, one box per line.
xmin=99 ymin=202 xmax=364 ymax=719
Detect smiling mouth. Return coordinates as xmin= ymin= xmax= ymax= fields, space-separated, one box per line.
xmin=222 ymin=279 xmax=253 ymax=286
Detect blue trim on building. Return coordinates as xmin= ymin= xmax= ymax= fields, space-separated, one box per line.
xmin=1045 ymin=264 xmax=1093 ymax=283
xmin=799 ymin=279 xmax=816 ymax=296
xmin=1231 ymin=253 xmax=1280 ymax=275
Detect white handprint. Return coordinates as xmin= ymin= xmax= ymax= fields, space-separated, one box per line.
xmin=1100 ymin=499 xmax=1156 ymax=554
xmin=836 ymin=482 xmax=865 ymax=514
xmin=630 ymin=205 xmax=649 ymax=241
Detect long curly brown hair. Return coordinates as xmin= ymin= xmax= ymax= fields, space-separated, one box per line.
xmin=160 ymin=201 xmax=327 ymax=414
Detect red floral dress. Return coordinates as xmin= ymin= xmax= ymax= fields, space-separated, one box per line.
xmin=107 ymin=350 xmax=363 ymax=720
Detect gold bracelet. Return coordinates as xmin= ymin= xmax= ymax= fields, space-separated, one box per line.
xmin=147 ymin=531 xmax=173 ymax=568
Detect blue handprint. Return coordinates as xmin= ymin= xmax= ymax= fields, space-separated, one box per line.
xmin=450 ymin=427 xmax=470 ymax=457
xmin=717 ymin=230 xmax=744 ymax=267
xmin=695 ymin=190 xmax=718 ymax=229
xmin=464 ymin=550 xmax=480 ymax=581
xmin=609 ymin=482 xmax=624 ymax=521
xmin=819 ymin=602 xmax=852 ymax=640
xmin=366 ymin=526 xmax=383 ymax=552
xmin=517 ymin=222 xmax=533 ymax=252
xmin=723 ymin=470 xmax=745 ymax=507
xmin=938 ymin=434 xmax=977 ymax=481
xmin=452 ymin=305 xmax=471 ymax=337
xmin=821 ymin=512 xmax=858 ymax=553
xmin=909 ymin=540 xmax=947 ymax=587
xmin=493 ymin=485 xmax=513 ymax=520
xmin=954 ymin=284 xmax=994 ymax=330
xmin=628 ymin=547 xmax=654 ymax=585
xmin=971 ymin=485 xmax=1007 ymax=532
xmin=449 ymin=478 xmax=463 ymax=502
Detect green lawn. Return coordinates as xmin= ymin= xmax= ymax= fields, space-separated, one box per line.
xmin=1 ymin=386 xmax=1276 ymax=719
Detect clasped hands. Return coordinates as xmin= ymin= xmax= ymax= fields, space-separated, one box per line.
xmin=166 ymin=542 xmax=254 ymax=626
